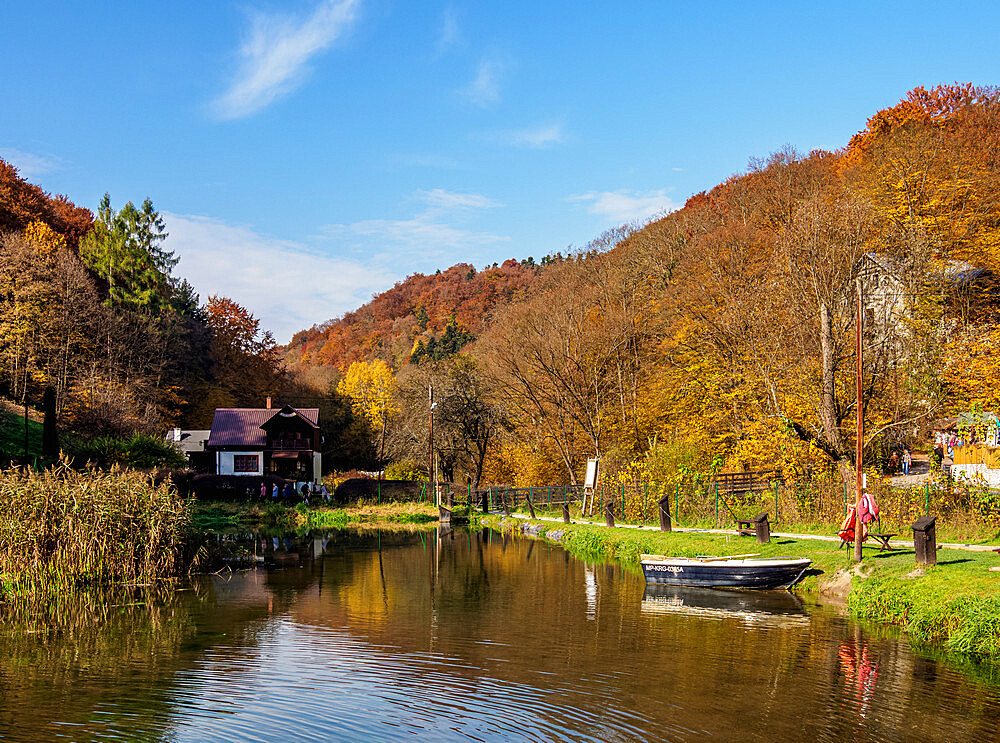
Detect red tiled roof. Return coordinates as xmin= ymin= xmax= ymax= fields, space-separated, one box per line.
xmin=207 ymin=407 xmax=319 ymax=448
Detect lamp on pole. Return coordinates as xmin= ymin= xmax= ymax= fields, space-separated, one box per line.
xmin=429 ymin=385 xmax=437 ymax=506
xmin=855 ymin=276 xmax=864 ymax=564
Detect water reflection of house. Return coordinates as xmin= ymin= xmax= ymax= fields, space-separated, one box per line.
xmin=206 ymin=401 xmax=321 ymax=483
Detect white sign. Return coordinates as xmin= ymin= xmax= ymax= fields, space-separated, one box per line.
xmin=584 ymin=458 xmax=599 ymax=488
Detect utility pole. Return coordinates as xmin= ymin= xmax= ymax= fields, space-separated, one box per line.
xmin=23 ymin=398 xmax=29 ymax=466
xmin=855 ymin=277 xmax=864 ymax=564
xmin=428 ymin=385 xmax=434 ymax=500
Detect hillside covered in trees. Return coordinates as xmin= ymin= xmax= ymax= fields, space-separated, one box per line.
xmin=283 ymin=257 xmax=552 ymax=380
xmin=290 ymin=84 xmax=1000 ymax=488
xmin=7 ymin=83 xmax=1000 ymax=488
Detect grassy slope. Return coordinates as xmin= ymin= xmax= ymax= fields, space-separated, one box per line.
xmin=0 ymin=408 xmax=42 ymax=459
xmin=485 ymin=515 xmax=1000 ymax=659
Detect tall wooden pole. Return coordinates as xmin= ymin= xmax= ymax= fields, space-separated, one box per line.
xmin=429 ymin=385 xmax=436 ymax=507
xmin=855 ymin=277 xmax=864 ymax=564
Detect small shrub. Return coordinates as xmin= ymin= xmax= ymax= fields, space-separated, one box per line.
xmin=384 ymin=460 xmax=425 ymax=481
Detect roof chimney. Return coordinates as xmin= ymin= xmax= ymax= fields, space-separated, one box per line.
xmin=266 ymin=396 xmax=272 ymax=409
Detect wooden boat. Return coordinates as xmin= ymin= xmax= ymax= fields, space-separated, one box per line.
xmin=640 ymin=553 xmax=811 ymax=589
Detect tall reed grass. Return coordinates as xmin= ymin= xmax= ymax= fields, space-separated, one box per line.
xmin=0 ymin=463 xmax=191 ymax=596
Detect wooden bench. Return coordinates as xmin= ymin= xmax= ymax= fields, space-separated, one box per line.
xmin=838 ymin=526 xmax=897 ymax=552
xmin=868 ymin=532 xmax=897 ymax=552
xmin=737 ymin=512 xmax=772 ymax=544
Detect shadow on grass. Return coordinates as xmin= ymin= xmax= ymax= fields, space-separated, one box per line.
xmin=869 ymin=550 xmax=913 ymax=560
xmin=937 ymin=558 xmax=974 ymax=566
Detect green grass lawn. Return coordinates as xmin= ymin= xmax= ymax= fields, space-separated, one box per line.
xmin=0 ymin=408 xmax=42 ymax=460
xmin=520 ymin=505 xmax=1000 ymax=546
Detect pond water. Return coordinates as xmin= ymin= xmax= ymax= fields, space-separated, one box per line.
xmin=3 ymin=527 xmax=1000 ymax=742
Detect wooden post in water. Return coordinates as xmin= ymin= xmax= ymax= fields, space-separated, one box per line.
xmin=604 ymin=500 xmax=615 ymax=528
xmin=658 ymin=494 xmax=672 ymax=532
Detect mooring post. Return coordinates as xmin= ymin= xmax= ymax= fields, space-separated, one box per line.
xmin=604 ymin=500 xmax=615 ymax=528
xmin=912 ymin=515 xmax=937 ymax=565
xmin=753 ymin=512 xmax=771 ymax=544
xmin=562 ymin=502 xmax=571 ymax=523
xmin=658 ymin=494 xmax=671 ymax=532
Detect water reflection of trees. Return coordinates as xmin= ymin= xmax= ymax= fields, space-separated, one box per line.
xmin=2 ymin=528 xmax=999 ymax=741
xmin=286 ymin=528 xmax=1000 ymax=742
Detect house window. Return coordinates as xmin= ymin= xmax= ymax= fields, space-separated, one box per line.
xmin=234 ymin=454 xmax=259 ymax=473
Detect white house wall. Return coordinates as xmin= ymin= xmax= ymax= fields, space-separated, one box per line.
xmin=217 ymin=451 xmax=263 ymax=476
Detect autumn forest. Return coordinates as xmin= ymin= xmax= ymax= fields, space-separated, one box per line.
xmin=4 ymin=84 xmax=1000 ymax=488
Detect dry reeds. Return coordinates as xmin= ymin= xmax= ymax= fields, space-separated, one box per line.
xmin=0 ymin=462 xmax=190 ymax=596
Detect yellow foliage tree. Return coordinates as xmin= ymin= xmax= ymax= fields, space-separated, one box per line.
xmin=337 ymin=360 xmax=398 ymax=473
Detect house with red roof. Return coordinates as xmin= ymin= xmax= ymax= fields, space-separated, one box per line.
xmin=205 ymin=402 xmax=321 ymax=483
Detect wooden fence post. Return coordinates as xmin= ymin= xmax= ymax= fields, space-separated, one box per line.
xmin=562 ymin=502 xmax=571 ymax=523
xmin=658 ymin=494 xmax=671 ymax=532
xmin=604 ymin=500 xmax=615 ymax=528
xmin=525 ymin=489 xmax=536 ymax=519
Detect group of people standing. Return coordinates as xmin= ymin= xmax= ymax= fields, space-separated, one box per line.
xmin=260 ymin=481 xmax=331 ymax=502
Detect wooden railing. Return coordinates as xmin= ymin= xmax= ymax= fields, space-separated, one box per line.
xmin=713 ymin=470 xmax=783 ymax=495
xmin=270 ymin=440 xmax=312 ymax=451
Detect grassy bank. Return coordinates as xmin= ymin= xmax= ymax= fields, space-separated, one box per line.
xmin=483 ymin=515 xmax=1000 ymax=659
xmin=191 ymin=499 xmax=441 ymax=531
xmin=0 ymin=464 xmax=190 ymax=597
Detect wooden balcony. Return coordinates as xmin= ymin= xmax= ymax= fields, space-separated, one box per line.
xmin=269 ymin=439 xmax=312 ymax=451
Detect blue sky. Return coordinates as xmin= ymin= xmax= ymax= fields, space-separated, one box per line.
xmin=2 ymin=1 xmax=997 ymax=341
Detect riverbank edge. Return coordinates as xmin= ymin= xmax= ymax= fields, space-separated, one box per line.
xmin=190 ymin=500 xmax=442 ymax=530
xmin=481 ymin=514 xmax=1000 ymax=660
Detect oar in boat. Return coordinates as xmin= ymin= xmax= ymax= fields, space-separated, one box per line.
xmin=699 ymin=553 xmax=762 ymax=562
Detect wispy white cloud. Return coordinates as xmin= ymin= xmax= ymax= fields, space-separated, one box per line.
xmin=568 ymin=189 xmax=679 ymax=223
xmin=164 ymin=212 xmax=392 ymax=343
xmin=461 ymin=58 xmax=502 ymax=107
xmin=0 ymin=148 xmax=64 ymax=179
xmin=437 ymin=7 xmax=462 ymax=52
xmin=417 ymin=188 xmax=500 ymax=210
xmin=499 ymin=121 xmax=566 ymax=149
xmin=211 ymin=0 xmax=360 ymax=121
xmin=319 ymin=188 xmax=507 ymax=265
